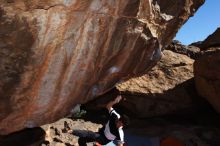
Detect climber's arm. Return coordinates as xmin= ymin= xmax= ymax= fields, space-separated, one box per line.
xmin=105 ymin=95 xmax=122 ymax=112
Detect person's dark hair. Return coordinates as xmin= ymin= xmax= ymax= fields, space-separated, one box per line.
xmin=119 ymin=114 xmax=130 ymax=128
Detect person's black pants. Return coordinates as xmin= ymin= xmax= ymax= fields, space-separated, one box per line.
xmin=78 ymin=128 xmax=110 ymax=146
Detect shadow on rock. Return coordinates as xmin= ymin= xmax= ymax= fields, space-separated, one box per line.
xmin=0 ymin=127 xmax=45 ymax=146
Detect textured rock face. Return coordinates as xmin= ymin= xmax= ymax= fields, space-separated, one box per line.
xmin=166 ymin=40 xmax=201 ymax=59
xmin=0 ymin=0 xmax=204 ymax=134
xmin=194 ymin=49 xmax=220 ymax=113
xmin=116 ymin=50 xmax=205 ymax=117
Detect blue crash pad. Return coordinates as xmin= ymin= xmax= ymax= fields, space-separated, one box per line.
xmin=103 ymin=135 xmax=159 ymax=146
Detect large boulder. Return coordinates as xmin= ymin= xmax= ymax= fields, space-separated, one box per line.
xmin=194 ymin=27 xmax=220 ymax=113
xmin=0 ymin=0 xmax=204 ymax=134
xmin=194 ymin=49 xmax=220 ymax=113
xmin=116 ymin=50 xmax=205 ymax=117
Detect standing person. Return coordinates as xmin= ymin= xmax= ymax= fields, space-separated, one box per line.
xmin=78 ymin=95 xmax=129 ymax=146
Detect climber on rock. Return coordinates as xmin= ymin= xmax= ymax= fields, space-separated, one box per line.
xmin=78 ymin=95 xmax=129 ymax=146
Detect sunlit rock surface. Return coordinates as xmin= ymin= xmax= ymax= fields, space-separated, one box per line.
xmin=116 ymin=50 xmax=206 ymax=117
xmin=0 ymin=0 xmax=204 ymax=134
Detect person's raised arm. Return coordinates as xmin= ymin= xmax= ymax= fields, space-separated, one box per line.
xmin=105 ymin=95 xmax=122 ymax=112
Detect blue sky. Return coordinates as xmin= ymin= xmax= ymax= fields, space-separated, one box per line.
xmin=175 ymin=0 xmax=220 ymax=45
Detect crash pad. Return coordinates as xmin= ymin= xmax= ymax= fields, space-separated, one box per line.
xmin=102 ymin=135 xmax=160 ymax=146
